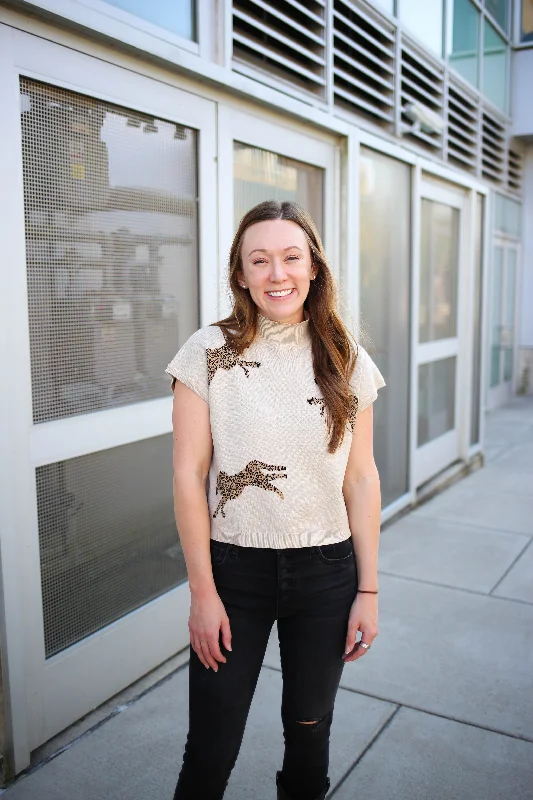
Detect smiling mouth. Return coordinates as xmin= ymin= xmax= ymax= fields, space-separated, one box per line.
xmin=266 ymin=289 xmax=295 ymax=297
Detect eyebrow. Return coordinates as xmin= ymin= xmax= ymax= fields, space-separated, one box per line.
xmin=248 ymin=246 xmax=304 ymax=257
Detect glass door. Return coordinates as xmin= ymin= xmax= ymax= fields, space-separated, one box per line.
xmin=1 ymin=29 xmax=217 ymax=767
xmin=414 ymin=179 xmax=465 ymax=487
xmin=488 ymin=240 xmax=519 ymax=407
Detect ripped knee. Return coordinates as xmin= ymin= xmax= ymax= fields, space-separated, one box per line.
xmin=296 ymin=718 xmax=322 ymax=726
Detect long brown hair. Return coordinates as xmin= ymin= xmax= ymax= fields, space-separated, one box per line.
xmin=215 ymin=200 xmax=358 ymax=454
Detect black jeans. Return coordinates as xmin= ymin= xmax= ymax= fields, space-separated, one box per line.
xmin=173 ymin=537 xmax=358 ymax=800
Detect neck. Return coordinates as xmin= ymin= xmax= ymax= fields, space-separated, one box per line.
xmin=256 ymin=313 xmax=311 ymax=346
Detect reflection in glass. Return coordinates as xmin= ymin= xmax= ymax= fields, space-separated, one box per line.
xmin=470 ymin=195 xmax=483 ymax=445
xmin=399 ymin=0 xmax=443 ymax=55
xmin=37 ymin=434 xmax=184 ymax=657
xmin=485 ymin=0 xmax=508 ymax=32
xmin=447 ymin=0 xmax=480 ymax=86
xmin=359 ymin=148 xmax=410 ymax=507
xmin=419 ymin=199 xmax=459 ymax=343
xmin=418 ymin=358 xmax=456 ymax=446
xmin=490 ymin=246 xmax=503 ymax=387
xmin=522 ymin=0 xmax=533 ymax=42
xmin=104 ymin=0 xmax=195 ymax=40
xmin=503 ymin=249 xmax=516 ymax=382
xmin=483 ymin=20 xmax=507 ymax=112
xmin=20 ymin=79 xmax=199 ymax=424
xmin=233 ymin=143 xmax=324 ymax=239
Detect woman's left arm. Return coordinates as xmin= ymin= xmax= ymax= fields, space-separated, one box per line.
xmin=342 ymin=403 xmax=381 ymax=663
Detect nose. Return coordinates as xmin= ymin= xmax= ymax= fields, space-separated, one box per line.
xmin=269 ymin=257 xmax=288 ymax=283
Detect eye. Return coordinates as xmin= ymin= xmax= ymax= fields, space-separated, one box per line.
xmin=286 ymin=255 xmax=300 ymax=261
xmin=252 ymin=258 xmax=267 ymax=265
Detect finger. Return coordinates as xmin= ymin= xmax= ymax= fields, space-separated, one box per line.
xmin=200 ymin=640 xmax=219 ymax=671
xmin=344 ymin=621 xmax=360 ymax=656
xmin=192 ymin=635 xmax=209 ymax=669
xmin=208 ymin=633 xmax=227 ymax=665
xmin=221 ymin=617 xmax=232 ymax=652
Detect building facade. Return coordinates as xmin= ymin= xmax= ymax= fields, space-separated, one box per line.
xmin=0 ymin=0 xmax=529 ymax=776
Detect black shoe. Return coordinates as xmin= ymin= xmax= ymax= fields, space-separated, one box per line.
xmin=276 ymin=771 xmax=330 ymax=800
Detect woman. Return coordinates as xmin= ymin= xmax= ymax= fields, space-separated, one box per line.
xmin=166 ymin=200 xmax=385 ymax=800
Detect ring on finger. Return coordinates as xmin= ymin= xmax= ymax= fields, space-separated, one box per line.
xmin=359 ymin=641 xmax=371 ymax=650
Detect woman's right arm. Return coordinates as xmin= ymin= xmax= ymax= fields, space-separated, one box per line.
xmin=172 ymin=380 xmax=232 ymax=672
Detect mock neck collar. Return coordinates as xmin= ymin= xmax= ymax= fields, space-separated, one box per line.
xmin=256 ymin=314 xmax=311 ymax=346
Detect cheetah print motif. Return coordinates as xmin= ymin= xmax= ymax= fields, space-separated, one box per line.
xmin=213 ymin=460 xmax=287 ymax=519
xmin=307 ymin=395 xmax=359 ymax=431
xmin=206 ymin=343 xmax=261 ymax=385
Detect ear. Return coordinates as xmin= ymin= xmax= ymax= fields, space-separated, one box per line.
xmin=236 ymin=269 xmax=246 ymax=288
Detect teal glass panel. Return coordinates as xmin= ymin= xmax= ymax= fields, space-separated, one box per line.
xmin=448 ymin=0 xmax=480 ymax=87
xmin=494 ymin=194 xmax=521 ymax=238
xmin=483 ymin=20 xmax=507 ymax=112
xmin=105 ymin=0 xmax=195 ymax=40
xmin=485 ymin=0 xmax=508 ymax=32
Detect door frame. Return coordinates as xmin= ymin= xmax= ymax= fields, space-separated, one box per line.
xmin=411 ymin=174 xmax=468 ymax=488
xmin=0 ymin=24 xmax=218 ymax=770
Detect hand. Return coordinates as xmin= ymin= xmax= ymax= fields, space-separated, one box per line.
xmin=342 ymin=593 xmax=378 ymax=663
xmin=189 ymin=588 xmax=232 ymax=672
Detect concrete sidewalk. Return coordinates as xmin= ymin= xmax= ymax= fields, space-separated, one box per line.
xmin=4 ymin=399 xmax=533 ymax=799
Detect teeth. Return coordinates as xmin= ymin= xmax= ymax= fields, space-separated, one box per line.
xmin=267 ymin=289 xmax=293 ymax=297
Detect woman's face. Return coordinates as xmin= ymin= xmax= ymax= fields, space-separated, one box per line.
xmin=238 ymin=219 xmax=316 ymax=324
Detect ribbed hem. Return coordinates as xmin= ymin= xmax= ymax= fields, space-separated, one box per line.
xmin=210 ymin=526 xmax=351 ymax=549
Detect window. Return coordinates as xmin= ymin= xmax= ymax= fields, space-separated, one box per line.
xmin=483 ymin=20 xmax=508 ymax=111
xmin=447 ymin=0 xmax=480 ymax=86
xmin=522 ymin=0 xmax=533 ymax=42
xmin=233 ymin=143 xmax=324 ymax=238
xmin=374 ymin=0 xmax=395 ymax=15
xmin=21 ymin=79 xmax=199 ymax=424
xmin=399 ymin=0 xmax=444 ymax=55
xmin=104 ymin=0 xmax=195 ymax=40
xmin=485 ymin=0 xmax=508 ymax=32
xmin=419 ymin=200 xmax=460 ymax=343
xmin=359 ymin=148 xmax=411 ymax=506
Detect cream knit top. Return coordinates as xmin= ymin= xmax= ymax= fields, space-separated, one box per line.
xmin=166 ymin=315 xmax=385 ymax=549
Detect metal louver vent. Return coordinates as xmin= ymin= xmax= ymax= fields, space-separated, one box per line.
xmin=232 ymin=0 xmax=327 ymax=98
xmin=507 ymin=148 xmax=523 ymax=194
xmin=481 ymin=109 xmax=506 ymax=183
xmin=446 ymin=80 xmax=479 ymax=172
xmin=400 ymin=39 xmax=444 ymax=151
xmin=333 ymin=0 xmax=396 ymax=126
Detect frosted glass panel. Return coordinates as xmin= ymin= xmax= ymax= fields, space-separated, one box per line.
xmin=419 ymin=200 xmax=459 ymax=343
xmin=234 ymin=143 xmax=324 ymax=239
xmin=448 ymin=0 xmax=480 ymax=86
xmin=494 ymin=194 xmax=521 ymax=238
xmin=490 ymin=246 xmax=503 ymax=387
xmin=399 ymin=0 xmax=443 ymax=54
xmin=503 ymin=249 xmax=516 ymax=382
xmin=470 ymin=195 xmax=483 ymax=446
xmin=104 ymin=0 xmax=195 ymax=39
xmin=418 ymin=358 xmax=456 ymax=446
xmin=483 ymin=20 xmax=507 ymax=112
xmin=359 ymin=148 xmax=410 ymax=506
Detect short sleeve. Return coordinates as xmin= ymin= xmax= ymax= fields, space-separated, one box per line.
xmin=351 ymin=345 xmax=386 ymax=414
xmin=165 ymin=329 xmax=209 ymax=404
